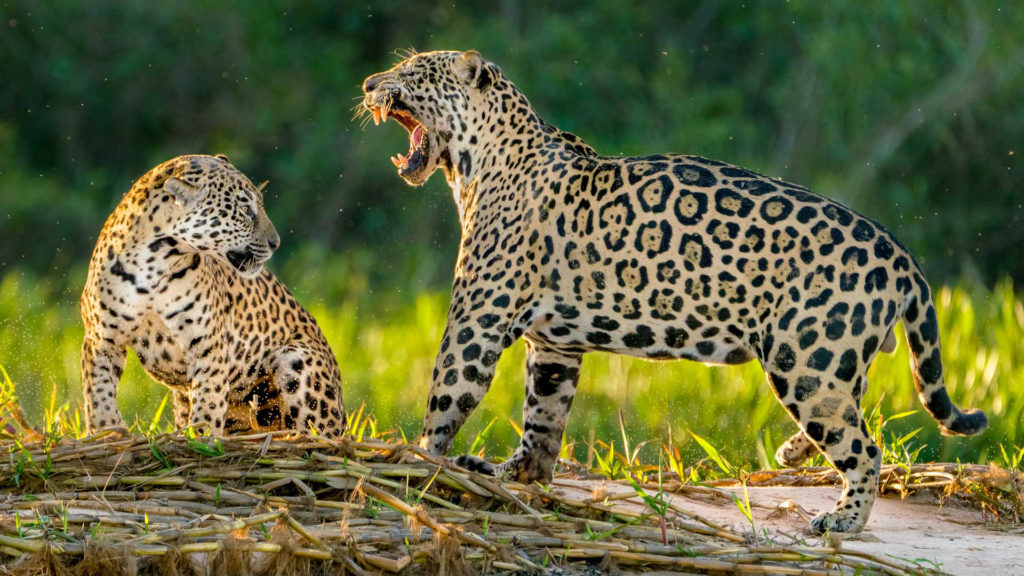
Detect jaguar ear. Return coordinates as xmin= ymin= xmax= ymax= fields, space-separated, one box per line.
xmin=214 ymin=153 xmax=231 ymax=163
xmin=163 ymin=177 xmax=206 ymax=210
xmin=456 ymin=50 xmax=493 ymax=92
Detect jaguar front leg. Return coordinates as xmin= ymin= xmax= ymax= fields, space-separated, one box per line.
xmin=81 ymin=334 xmax=128 ymax=433
xmin=419 ymin=292 xmax=520 ymax=458
xmin=185 ymin=357 xmax=232 ymax=436
xmin=460 ymin=341 xmax=582 ymax=482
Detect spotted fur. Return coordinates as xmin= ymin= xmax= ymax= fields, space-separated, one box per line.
xmin=80 ymin=155 xmax=345 ymax=437
xmin=361 ymin=51 xmax=987 ymax=533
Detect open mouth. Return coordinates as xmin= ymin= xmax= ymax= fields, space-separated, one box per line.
xmin=370 ymin=102 xmax=428 ymax=177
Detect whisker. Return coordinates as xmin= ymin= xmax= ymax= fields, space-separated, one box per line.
xmin=390 ymin=46 xmax=418 ymax=62
xmin=351 ymin=103 xmax=372 ymax=127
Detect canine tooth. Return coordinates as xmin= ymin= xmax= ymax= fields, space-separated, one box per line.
xmin=373 ymin=108 xmax=381 ymax=125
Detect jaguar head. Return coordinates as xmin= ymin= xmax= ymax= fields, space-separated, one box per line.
xmin=162 ymin=155 xmax=280 ymax=279
xmin=361 ymin=50 xmax=499 ymax=187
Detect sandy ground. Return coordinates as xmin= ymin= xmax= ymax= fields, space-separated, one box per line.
xmin=550 ymin=479 xmax=1022 ymax=575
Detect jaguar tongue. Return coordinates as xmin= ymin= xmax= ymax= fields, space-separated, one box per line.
xmin=404 ymin=149 xmax=422 ymax=172
xmin=392 ymin=125 xmax=425 ymax=173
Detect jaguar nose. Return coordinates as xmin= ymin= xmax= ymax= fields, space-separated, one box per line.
xmin=362 ymin=72 xmax=387 ymax=94
xmin=267 ymin=234 xmax=280 ymax=251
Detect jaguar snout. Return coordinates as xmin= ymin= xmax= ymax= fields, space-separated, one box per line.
xmin=362 ymin=72 xmax=388 ymax=94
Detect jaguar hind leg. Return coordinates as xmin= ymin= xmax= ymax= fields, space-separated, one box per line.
xmin=269 ymin=345 xmax=346 ymax=438
xmin=172 ymin=390 xmax=191 ymax=430
xmin=766 ymin=363 xmax=881 ymax=533
xmin=775 ymin=431 xmax=820 ymax=468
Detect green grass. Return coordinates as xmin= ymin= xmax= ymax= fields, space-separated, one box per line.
xmin=1 ymin=263 xmax=1021 ymax=469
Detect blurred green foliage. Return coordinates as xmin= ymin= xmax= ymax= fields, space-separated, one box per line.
xmin=1 ymin=0 xmax=1021 ymax=287
xmin=1 ymin=270 xmax=1020 ymax=466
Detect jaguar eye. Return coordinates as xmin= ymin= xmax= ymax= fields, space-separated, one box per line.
xmin=245 ymin=206 xmax=257 ymax=222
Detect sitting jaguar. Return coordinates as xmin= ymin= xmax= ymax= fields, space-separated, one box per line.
xmin=360 ymin=50 xmax=987 ymax=533
xmin=80 ymin=155 xmax=345 ymax=437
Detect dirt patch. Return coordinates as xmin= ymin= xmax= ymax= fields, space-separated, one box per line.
xmin=551 ymin=478 xmax=1022 ymax=575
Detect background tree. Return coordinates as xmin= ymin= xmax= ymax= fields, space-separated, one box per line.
xmin=1 ymin=0 xmax=1020 ymax=291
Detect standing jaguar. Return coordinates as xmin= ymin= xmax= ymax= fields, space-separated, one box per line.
xmin=360 ymin=50 xmax=986 ymax=533
xmin=81 ymin=154 xmax=345 ymax=438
